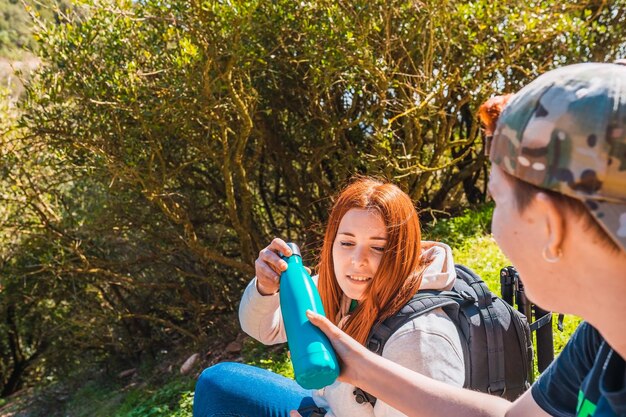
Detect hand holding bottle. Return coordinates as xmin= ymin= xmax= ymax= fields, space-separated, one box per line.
xmin=254 ymin=238 xmax=292 ymax=295
xmin=254 ymin=238 xmax=311 ymax=295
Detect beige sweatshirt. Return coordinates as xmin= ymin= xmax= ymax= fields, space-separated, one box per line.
xmin=239 ymin=241 xmax=465 ymax=417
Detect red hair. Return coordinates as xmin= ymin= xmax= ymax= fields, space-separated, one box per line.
xmin=477 ymin=94 xmax=514 ymax=137
xmin=317 ymin=177 xmax=424 ymax=345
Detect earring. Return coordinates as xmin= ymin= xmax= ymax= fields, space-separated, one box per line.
xmin=542 ymin=247 xmax=563 ymax=263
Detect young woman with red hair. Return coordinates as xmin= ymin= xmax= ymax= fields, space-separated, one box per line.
xmin=193 ymin=177 xmax=464 ymax=417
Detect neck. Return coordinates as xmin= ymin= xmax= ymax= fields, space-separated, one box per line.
xmin=587 ymin=295 xmax=626 ymax=359
xmin=568 ymin=248 xmax=626 ymax=359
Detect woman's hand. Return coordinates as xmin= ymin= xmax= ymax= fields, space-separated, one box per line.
xmin=255 ymin=238 xmax=292 ymax=295
xmin=305 ymin=310 xmax=370 ymax=386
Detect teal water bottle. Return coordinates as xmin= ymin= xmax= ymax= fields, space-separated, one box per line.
xmin=279 ymin=242 xmax=339 ymax=389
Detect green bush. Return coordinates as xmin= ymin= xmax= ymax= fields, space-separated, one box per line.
xmin=424 ymin=204 xmax=494 ymax=249
xmin=6 ymin=0 xmax=618 ymax=404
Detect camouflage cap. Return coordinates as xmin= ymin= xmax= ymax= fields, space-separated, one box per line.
xmin=490 ymin=62 xmax=626 ymax=251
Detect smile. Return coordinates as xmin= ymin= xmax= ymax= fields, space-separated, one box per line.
xmin=347 ymin=275 xmax=372 ymax=283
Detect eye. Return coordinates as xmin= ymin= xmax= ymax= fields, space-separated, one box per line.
xmin=372 ymin=246 xmax=385 ymax=253
xmin=340 ymin=241 xmax=355 ymax=247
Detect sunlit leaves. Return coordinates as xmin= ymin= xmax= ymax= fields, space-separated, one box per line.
xmin=2 ymin=0 xmax=625 ymax=397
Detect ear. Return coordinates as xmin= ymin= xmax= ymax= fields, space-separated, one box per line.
xmin=534 ymin=192 xmax=565 ymax=254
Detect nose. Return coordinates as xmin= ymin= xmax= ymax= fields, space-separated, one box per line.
xmin=351 ymin=246 xmax=368 ymax=267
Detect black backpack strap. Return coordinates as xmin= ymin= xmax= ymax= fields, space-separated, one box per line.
xmin=529 ymin=312 xmax=552 ymax=332
xmin=356 ymin=291 xmax=462 ymax=407
xmin=456 ymin=265 xmax=506 ymax=395
xmin=367 ymin=292 xmax=462 ymax=354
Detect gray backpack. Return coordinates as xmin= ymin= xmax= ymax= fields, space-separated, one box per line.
xmin=353 ymin=264 xmax=533 ymax=406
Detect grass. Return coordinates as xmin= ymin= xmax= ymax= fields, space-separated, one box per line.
xmin=112 ymin=380 xmax=194 ymax=417
xmin=62 ymin=377 xmax=195 ymax=417
xmin=241 ymin=337 xmax=294 ymax=379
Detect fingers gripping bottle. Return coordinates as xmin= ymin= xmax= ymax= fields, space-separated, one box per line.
xmin=279 ymin=242 xmax=339 ymax=389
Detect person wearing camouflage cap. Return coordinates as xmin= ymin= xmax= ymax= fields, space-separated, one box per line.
xmin=290 ymin=62 xmax=626 ymax=417
xmin=490 ymin=62 xmax=626 ymax=251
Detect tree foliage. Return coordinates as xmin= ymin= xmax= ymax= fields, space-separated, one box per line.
xmin=2 ymin=0 xmax=625 ymax=396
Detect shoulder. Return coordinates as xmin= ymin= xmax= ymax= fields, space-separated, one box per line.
xmin=531 ymin=322 xmax=603 ymax=415
xmin=568 ymin=321 xmax=603 ymax=349
xmin=312 ymin=274 xmax=319 ymax=285
xmin=381 ymin=308 xmax=465 ymax=385
xmin=385 ymin=307 xmax=461 ymax=350
xmin=539 ymin=321 xmax=603 ymax=372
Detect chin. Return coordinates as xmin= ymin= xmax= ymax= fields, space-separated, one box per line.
xmin=346 ymin=291 xmax=365 ymax=301
xmin=523 ymin=284 xmax=563 ymax=313
xmin=337 ymin=282 xmax=367 ymax=301
xmin=342 ymin=288 xmax=365 ymax=301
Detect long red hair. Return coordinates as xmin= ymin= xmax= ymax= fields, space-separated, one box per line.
xmin=317 ymin=177 xmax=424 ymax=345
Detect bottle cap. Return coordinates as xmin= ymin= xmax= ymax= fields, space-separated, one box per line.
xmin=286 ymin=242 xmax=301 ymax=257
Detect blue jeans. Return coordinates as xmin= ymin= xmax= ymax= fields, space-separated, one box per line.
xmin=193 ymin=362 xmax=326 ymax=417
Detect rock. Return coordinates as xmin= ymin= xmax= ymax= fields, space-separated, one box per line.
xmin=180 ymin=353 xmax=200 ymax=375
xmin=225 ymin=341 xmax=242 ymax=353
xmin=118 ymin=368 xmax=136 ymax=378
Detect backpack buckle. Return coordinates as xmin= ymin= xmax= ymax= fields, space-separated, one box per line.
xmin=459 ymin=290 xmax=475 ymax=302
xmin=487 ymin=385 xmax=506 ymax=397
xmin=367 ymin=338 xmax=382 ymax=354
xmin=353 ymin=387 xmax=377 ymax=406
xmin=353 ymin=388 xmax=368 ymax=404
xmin=297 ymin=405 xmax=327 ymax=416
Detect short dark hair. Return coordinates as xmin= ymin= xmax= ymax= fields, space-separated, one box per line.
xmin=505 ymin=171 xmax=621 ymax=253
